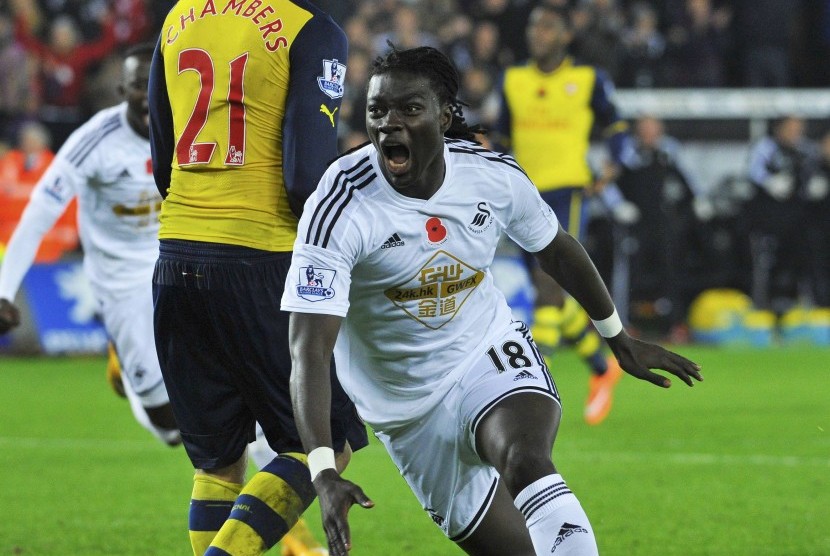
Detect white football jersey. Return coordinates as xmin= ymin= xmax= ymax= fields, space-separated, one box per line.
xmin=14 ymin=103 xmax=158 ymax=297
xmin=282 ymin=139 xmax=559 ymax=430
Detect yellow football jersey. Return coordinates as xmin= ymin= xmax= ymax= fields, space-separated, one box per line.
xmin=497 ymin=57 xmax=626 ymax=192
xmin=150 ymin=0 xmax=347 ymax=251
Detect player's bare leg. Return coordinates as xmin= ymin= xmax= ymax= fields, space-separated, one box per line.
xmin=468 ymin=393 xmax=599 ymax=555
xmin=456 ymin=481 xmax=535 ymax=556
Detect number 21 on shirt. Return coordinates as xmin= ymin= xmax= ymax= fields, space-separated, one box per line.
xmin=176 ymin=48 xmax=248 ymax=167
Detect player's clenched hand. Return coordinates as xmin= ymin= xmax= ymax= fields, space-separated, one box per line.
xmin=313 ymin=469 xmax=374 ymax=556
xmin=606 ymin=331 xmax=703 ymax=388
xmin=0 ymin=298 xmax=21 ymax=334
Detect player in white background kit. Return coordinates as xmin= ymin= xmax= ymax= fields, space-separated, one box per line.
xmin=0 ymin=44 xmax=286 ymax=477
xmin=284 ymin=46 xmax=703 ymax=556
xmin=0 ymin=44 xmax=181 ymax=446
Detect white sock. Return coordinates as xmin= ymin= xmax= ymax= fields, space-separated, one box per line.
xmin=514 ymin=474 xmax=599 ymax=555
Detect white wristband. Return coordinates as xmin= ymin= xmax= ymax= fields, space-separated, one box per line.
xmin=307 ymin=447 xmax=336 ymax=481
xmin=591 ymin=309 xmax=623 ymax=338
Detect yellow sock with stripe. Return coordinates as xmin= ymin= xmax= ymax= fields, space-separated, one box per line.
xmin=205 ymin=453 xmax=315 ymax=556
xmin=189 ymin=474 xmax=243 ymax=555
xmin=559 ymin=298 xmax=607 ymax=376
xmin=531 ymin=305 xmax=563 ymax=355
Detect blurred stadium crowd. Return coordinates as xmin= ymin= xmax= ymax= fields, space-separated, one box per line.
xmin=1 ymin=0 xmax=829 ymax=345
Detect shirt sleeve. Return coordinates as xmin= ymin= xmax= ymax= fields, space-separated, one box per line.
xmin=0 ymin=154 xmax=80 ymax=299
xmin=590 ymin=68 xmax=629 ymax=165
xmin=504 ymin=171 xmax=559 ymax=253
xmin=282 ymin=12 xmax=349 ymax=218
xmin=148 ymin=36 xmax=174 ymax=198
xmin=280 ymin=165 xmax=364 ymax=316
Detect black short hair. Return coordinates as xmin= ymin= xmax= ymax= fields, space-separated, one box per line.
xmin=534 ymin=2 xmax=572 ymax=28
xmin=124 ymin=42 xmax=155 ymax=60
xmin=370 ymin=45 xmax=485 ymax=141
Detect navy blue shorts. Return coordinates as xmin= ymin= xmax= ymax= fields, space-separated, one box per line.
xmin=153 ymin=239 xmax=367 ymax=470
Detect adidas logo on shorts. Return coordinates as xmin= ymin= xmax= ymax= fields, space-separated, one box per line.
xmin=381 ymin=233 xmax=405 ymax=249
xmin=513 ymin=370 xmax=537 ymax=381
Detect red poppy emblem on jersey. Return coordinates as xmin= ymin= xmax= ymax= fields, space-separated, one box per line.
xmin=426 ymin=217 xmax=447 ymax=243
xmin=146 ymin=158 xmax=153 ymax=174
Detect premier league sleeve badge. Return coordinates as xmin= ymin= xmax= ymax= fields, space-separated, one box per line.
xmin=318 ymin=59 xmax=346 ymax=99
xmin=296 ymin=264 xmax=337 ymax=301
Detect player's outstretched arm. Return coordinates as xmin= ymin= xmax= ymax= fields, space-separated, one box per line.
xmin=605 ymin=332 xmax=702 ymax=388
xmin=0 ymin=298 xmax=21 ymax=334
xmin=534 ymin=225 xmax=702 ymax=388
xmin=288 ymin=312 xmax=374 ymax=556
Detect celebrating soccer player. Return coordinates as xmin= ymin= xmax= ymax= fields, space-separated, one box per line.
xmin=283 ymin=45 xmax=702 ymax=556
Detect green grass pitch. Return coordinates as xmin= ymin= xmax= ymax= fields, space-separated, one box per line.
xmin=1 ymin=346 xmax=828 ymax=555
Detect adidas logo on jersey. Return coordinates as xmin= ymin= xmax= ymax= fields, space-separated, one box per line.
xmin=381 ymin=233 xmax=405 ymax=249
xmin=551 ymin=523 xmax=589 ymax=553
xmin=513 ymin=370 xmax=538 ymax=381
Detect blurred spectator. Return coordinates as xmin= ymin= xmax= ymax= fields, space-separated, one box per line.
xmin=0 ymin=13 xmax=37 ymax=144
xmin=343 ymin=13 xmax=374 ymax=54
xmin=793 ymin=0 xmax=830 ymax=86
xmin=450 ymin=19 xmax=511 ymax=80
xmin=338 ymin=47 xmax=372 ymax=149
xmin=570 ymin=0 xmax=625 ymax=80
xmin=416 ymin=0 xmax=461 ymax=41
xmin=372 ymin=3 xmax=440 ymax=54
xmin=464 ymin=0 xmax=532 ymax=62
xmin=732 ymin=0 xmax=802 ymax=87
xmin=804 ymin=130 xmax=830 ymax=306
xmin=110 ymin=0 xmax=151 ymax=44
xmin=611 ymin=116 xmax=708 ymax=340
xmin=663 ymin=0 xmax=731 ymax=87
xmin=441 ymin=12 xmax=476 ymax=67
xmin=746 ymin=116 xmax=815 ymax=312
xmin=618 ymin=2 xmax=665 ymax=88
xmin=0 ymin=121 xmax=78 ymax=262
xmin=12 ymin=2 xmax=120 ymax=148
xmin=459 ymin=64 xmax=499 ymax=126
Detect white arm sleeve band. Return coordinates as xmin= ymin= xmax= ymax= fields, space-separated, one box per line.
xmin=591 ymin=309 xmax=624 ymax=338
xmin=307 ymin=446 xmax=336 ymax=481
xmin=0 ymin=199 xmax=66 ymax=300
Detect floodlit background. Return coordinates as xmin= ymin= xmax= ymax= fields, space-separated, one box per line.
xmin=1 ymin=1 xmax=828 ymax=554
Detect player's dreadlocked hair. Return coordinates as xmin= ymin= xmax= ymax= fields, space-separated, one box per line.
xmin=371 ymin=45 xmax=486 ymax=142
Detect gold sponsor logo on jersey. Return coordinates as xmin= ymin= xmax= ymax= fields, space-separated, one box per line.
xmin=384 ymin=250 xmax=484 ymax=329
xmin=112 ymin=201 xmax=162 ymax=216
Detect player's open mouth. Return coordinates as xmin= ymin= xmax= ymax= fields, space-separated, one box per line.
xmin=381 ymin=143 xmax=411 ymax=175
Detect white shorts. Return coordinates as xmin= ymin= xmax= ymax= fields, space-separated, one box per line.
xmin=374 ymin=321 xmax=560 ymax=542
xmin=99 ymin=286 xmax=168 ymax=407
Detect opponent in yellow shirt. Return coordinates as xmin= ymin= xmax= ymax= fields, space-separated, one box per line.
xmin=151 ymin=0 xmax=347 ymax=251
xmin=148 ymin=2 xmax=367 ymax=555
xmin=494 ymin=4 xmax=628 ymax=426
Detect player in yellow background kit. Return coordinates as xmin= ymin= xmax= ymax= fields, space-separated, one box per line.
xmin=494 ymin=3 xmax=630 ymax=426
xmin=148 ymin=1 xmax=367 ymax=555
